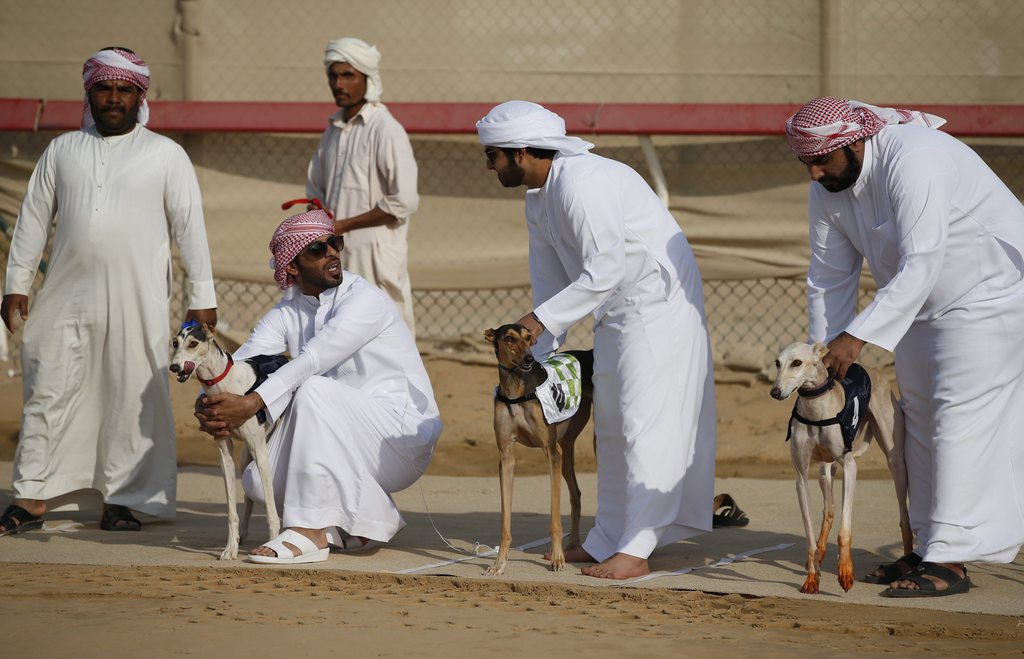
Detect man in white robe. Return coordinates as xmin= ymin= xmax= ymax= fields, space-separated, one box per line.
xmin=0 ymin=47 xmax=217 ymax=535
xmin=306 ymin=37 xmax=419 ymax=335
xmin=476 ymin=101 xmax=717 ymax=580
xmin=786 ymin=96 xmax=1024 ymax=597
xmin=195 ymin=210 xmax=441 ymax=564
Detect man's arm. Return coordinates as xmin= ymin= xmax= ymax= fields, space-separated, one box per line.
xmin=164 ymin=144 xmax=217 ymax=318
xmin=3 ymin=142 xmax=59 ymax=332
xmin=532 ymin=171 xmax=627 ymax=341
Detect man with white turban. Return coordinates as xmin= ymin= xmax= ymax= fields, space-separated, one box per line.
xmin=477 ymin=101 xmax=717 ymax=580
xmin=306 ymin=37 xmax=419 ymax=334
xmin=195 ymin=209 xmax=441 ymax=563
xmin=1 ymin=47 xmax=217 ymax=535
xmin=786 ymin=96 xmax=1024 ymax=597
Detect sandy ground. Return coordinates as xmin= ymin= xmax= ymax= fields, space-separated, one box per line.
xmin=0 ymin=360 xmax=1021 ymax=657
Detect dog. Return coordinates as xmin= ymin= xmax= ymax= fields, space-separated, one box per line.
xmin=169 ymin=322 xmax=282 ymax=560
xmin=770 ymin=341 xmax=913 ymax=594
xmin=483 ymin=324 xmax=594 ymax=575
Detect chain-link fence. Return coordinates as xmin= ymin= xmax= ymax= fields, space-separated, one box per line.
xmin=2 ymin=0 xmax=1023 ymax=376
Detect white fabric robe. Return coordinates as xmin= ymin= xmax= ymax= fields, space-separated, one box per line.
xmin=807 ymin=125 xmax=1024 ymax=563
xmin=235 ymin=274 xmax=442 ymax=542
xmin=527 ymin=152 xmax=717 ymax=561
xmin=306 ymin=103 xmax=419 ymax=334
xmin=4 ymin=125 xmax=216 ymax=517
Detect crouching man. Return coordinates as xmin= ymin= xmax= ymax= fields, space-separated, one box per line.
xmin=196 ymin=209 xmax=442 ymax=563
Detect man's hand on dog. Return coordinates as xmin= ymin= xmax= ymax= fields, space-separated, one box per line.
xmin=185 ymin=307 xmax=218 ymax=329
xmin=195 ymin=392 xmax=265 ymax=438
xmin=824 ymin=332 xmax=866 ymax=380
xmin=515 ymin=311 xmax=545 ymax=346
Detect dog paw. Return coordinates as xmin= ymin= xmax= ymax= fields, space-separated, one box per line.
xmin=838 ymin=568 xmax=855 ymax=592
xmin=484 ymin=564 xmax=506 ymax=576
xmin=799 ymin=575 xmax=821 ymax=594
xmin=549 ymin=560 xmax=565 ymax=572
xmin=219 ymin=547 xmax=239 ymax=561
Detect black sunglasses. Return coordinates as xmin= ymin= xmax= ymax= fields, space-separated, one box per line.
xmin=303 ymin=235 xmax=345 ymax=258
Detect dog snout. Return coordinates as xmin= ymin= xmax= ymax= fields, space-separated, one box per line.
xmin=770 ymin=387 xmax=787 ymax=400
xmin=169 ymin=363 xmax=181 ymax=373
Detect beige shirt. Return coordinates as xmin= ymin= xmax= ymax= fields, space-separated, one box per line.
xmin=305 ymin=102 xmax=419 ymax=250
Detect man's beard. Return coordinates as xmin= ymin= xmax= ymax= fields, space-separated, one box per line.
xmin=90 ymin=101 xmax=140 ymax=136
xmin=497 ymin=159 xmax=526 ymax=188
xmin=295 ymin=256 xmax=342 ymax=292
xmin=819 ymin=146 xmax=862 ymax=193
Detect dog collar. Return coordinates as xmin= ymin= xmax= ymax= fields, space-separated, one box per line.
xmin=199 ymin=354 xmax=233 ymax=387
xmin=798 ymin=378 xmax=833 ymax=399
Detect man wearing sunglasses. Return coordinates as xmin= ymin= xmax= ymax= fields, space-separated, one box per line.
xmin=194 ymin=209 xmax=441 ymax=564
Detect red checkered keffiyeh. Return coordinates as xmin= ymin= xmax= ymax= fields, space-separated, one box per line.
xmin=785 ymin=97 xmax=946 ymax=158
xmin=269 ymin=210 xmax=335 ymax=289
xmin=81 ymin=48 xmax=151 ymax=128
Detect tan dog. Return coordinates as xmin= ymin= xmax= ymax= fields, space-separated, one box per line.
xmin=771 ymin=341 xmax=913 ymax=594
xmin=484 ymin=324 xmax=593 ymax=575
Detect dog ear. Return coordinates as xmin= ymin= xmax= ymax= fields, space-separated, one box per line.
xmin=483 ymin=328 xmax=496 ymax=344
xmin=812 ymin=341 xmax=829 ymax=360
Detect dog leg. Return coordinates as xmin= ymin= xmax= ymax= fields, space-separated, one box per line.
xmin=487 ymin=439 xmax=516 ymax=576
xmin=546 ymin=430 xmax=566 ymax=571
xmin=559 ymin=404 xmax=588 ymax=549
xmin=215 ymin=438 xmax=239 ymax=560
xmin=876 ymin=395 xmax=915 ymax=556
xmin=237 ymin=440 xmax=254 ymax=545
xmin=816 ymin=462 xmax=836 ymax=565
xmin=794 ymin=469 xmax=820 ymax=594
xmin=837 ymin=453 xmax=857 ymax=591
xmin=242 ymin=420 xmax=281 ymax=540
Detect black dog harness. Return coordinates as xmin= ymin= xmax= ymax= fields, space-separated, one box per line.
xmin=244 ymin=354 xmax=290 ymax=424
xmin=786 ymin=363 xmax=872 ymax=454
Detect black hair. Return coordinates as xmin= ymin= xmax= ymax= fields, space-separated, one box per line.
xmin=101 ymin=46 xmax=136 ymax=54
xmin=501 ymin=146 xmax=557 ymax=161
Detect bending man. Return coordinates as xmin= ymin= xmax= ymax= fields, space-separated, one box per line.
xmin=196 ymin=209 xmax=442 ymax=564
xmin=477 ymin=101 xmax=717 ymax=580
xmin=786 ymin=97 xmax=1024 ymax=597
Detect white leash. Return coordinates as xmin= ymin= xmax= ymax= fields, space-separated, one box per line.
xmin=613 ymin=542 xmax=796 ymax=586
xmin=395 ymin=480 xmax=565 ymax=574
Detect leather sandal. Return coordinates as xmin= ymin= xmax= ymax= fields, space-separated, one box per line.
xmin=0 ymin=504 xmax=44 ymax=537
xmin=100 ymin=504 xmax=142 ymax=531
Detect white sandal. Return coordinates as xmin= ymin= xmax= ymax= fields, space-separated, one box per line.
xmin=247 ymin=529 xmax=330 ymax=564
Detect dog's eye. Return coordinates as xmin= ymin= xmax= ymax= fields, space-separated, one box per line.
xmin=188 ymin=341 xmax=199 ymax=348
xmin=792 ymin=360 xmax=802 ymax=367
xmin=172 ymin=340 xmax=178 ymax=348
xmin=774 ymin=359 xmax=780 ymax=368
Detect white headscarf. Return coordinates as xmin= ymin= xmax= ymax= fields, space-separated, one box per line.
xmin=324 ymin=37 xmax=383 ymax=103
xmin=476 ymin=101 xmax=594 ymax=156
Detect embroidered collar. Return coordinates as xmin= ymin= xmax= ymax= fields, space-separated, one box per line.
xmin=199 ymin=353 xmax=233 ymax=387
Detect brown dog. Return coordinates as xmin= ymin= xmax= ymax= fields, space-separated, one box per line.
xmin=483 ymin=324 xmax=594 ymax=575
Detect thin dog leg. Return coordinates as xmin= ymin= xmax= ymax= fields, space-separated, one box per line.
xmin=816 ymin=462 xmax=836 ymax=565
xmin=487 ymin=441 xmax=516 ymax=576
xmin=242 ymin=419 xmax=281 ymax=539
xmin=215 ymin=438 xmax=239 ymax=560
xmin=837 ymin=453 xmax=857 ymax=591
xmin=546 ymin=431 xmax=565 ymax=571
xmin=794 ymin=470 xmax=819 ymax=594
xmin=559 ymin=407 xmax=588 ymax=549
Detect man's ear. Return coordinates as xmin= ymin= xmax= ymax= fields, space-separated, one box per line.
xmin=285 ymin=261 xmax=300 ymax=280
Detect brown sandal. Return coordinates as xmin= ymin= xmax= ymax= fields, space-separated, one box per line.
xmin=100 ymin=504 xmax=141 ymax=531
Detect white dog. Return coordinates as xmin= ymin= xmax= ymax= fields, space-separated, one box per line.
xmin=169 ymin=322 xmax=282 ymax=560
xmin=770 ymin=341 xmax=912 ymax=594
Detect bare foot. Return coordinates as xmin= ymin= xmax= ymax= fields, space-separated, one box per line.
xmin=250 ymin=527 xmax=328 ymax=558
xmin=888 ymin=562 xmax=965 ymax=592
xmin=581 ymin=552 xmax=649 ymax=580
xmin=544 ymin=545 xmax=596 ymax=563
